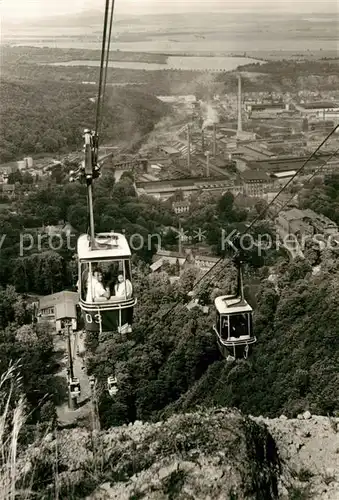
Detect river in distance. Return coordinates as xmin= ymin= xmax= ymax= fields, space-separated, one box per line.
xmin=46 ymin=56 xmax=263 ymax=72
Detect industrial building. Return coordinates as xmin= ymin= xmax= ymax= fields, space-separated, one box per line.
xmin=245 ymin=154 xmax=334 ymax=175
xmin=136 ymin=176 xmax=243 ymax=200
xmin=298 ymin=101 xmax=339 ymax=120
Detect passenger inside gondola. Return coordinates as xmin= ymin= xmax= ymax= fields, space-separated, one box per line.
xmin=80 ymin=259 xmax=134 ymax=303
xmin=114 ymin=273 xmax=133 ymax=299
xmin=86 ymin=267 xmax=110 ymax=302
xmin=229 ymin=313 xmax=249 ymax=338
xmin=220 ymin=316 xmax=228 ymax=341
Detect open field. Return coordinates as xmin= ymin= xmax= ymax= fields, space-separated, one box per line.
xmin=2 ymin=10 xmax=338 ymax=59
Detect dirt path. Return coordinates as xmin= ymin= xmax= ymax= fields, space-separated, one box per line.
xmin=55 ymin=330 xmax=93 ymax=425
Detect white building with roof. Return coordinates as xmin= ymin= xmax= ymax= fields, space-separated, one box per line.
xmin=38 ymin=291 xmax=79 ymax=332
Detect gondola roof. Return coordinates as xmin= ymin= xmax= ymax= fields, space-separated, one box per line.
xmin=77 ymin=232 xmax=131 ymax=260
xmin=215 ymin=295 xmax=253 ymax=315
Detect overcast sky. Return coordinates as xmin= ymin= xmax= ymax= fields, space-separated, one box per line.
xmin=1 ymin=0 xmax=337 ymax=20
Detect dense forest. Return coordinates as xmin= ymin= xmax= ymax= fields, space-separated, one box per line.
xmin=299 ymin=174 xmax=339 ymax=226
xmin=1 ymin=46 xmax=169 ymax=65
xmin=2 ymin=48 xmax=339 ymax=113
xmin=0 ymin=79 xmax=168 ymax=163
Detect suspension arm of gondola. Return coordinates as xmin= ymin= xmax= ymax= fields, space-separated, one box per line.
xmin=66 ymin=320 xmax=75 ymax=380
xmin=84 ymin=129 xmax=96 ymax=244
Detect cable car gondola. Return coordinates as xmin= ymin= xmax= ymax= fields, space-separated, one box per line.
xmin=77 ymin=231 xmax=136 ymax=334
xmin=72 ymin=130 xmax=137 ymax=335
xmin=68 ymin=377 xmax=81 ymax=398
xmin=213 ymin=254 xmax=256 ymax=360
xmin=107 ymin=376 xmax=118 ymax=396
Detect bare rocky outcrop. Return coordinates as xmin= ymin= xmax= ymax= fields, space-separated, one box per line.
xmin=17 ymin=409 xmax=280 ymax=499
xmin=253 ymin=413 xmax=339 ymax=499
xmin=15 ymin=409 xmax=339 ymax=499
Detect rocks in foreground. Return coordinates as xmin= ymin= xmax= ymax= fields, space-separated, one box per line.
xmin=18 ymin=408 xmax=280 ymax=499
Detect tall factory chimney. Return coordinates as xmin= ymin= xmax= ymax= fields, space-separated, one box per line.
xmin=187 ymin=124 xmax=191 ymax=171
xmin=237 ymin=74 xmax=242 ymax=133
xmin=213 ymin=123 xmax=217 ymax=157
xmin=205 ymin=151 xmax=210 ymax=177
xmin=201 ymin=128 xmax=205 ymax=152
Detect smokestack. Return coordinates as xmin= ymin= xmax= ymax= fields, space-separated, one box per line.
xmin=237 ymin=74 xmax=242 ymax=133
xmin=201 ymin=129 xmax=205 ymax=152
xmin=213 ymin=123 xmax=217 ymax=157
xmin=187 ymin=124 xmax=191 ymax=171
xmin=205 ymin=151 xmax=210 ymax=177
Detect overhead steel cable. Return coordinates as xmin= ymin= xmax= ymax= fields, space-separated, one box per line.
xmin=99 ymin=0 xmax=116 ymax=137
xmin=94 ymin=0 xmax=111 ymax=137
xmin=88 ymin=0 xmax=115 ymax=237
xmin=272 ymin=145 xmax=339 ymax=218
xmin=149 ymin=123 xmax=339 ymax=330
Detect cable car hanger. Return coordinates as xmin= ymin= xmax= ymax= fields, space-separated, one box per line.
xmin=69 ymin=0 xmax=116 ymax=247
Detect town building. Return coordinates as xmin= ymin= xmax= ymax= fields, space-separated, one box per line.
xmin=276 ymin=209 xmax=314 ymax=239
xmin=0 ymin=162 xmax=19 ymax=176
xmin=42 ymin=223 xmax=76 ymax=237
xmin=276 ymin=208 xmax=338 ymax=239
xmin=265 ymin=192 xmax=298 ymax=216
xmin=271 ymin=170 xmax=297 ymax=188
xmin=172 ymin=200 xmax=191 ymax=214
xmin=0 ymin=184 xmax=16 ymax=198
xmin=38 ymin=291 xmax=79 ymax=332
xmin=150 ymin=249 xmax=219 ymax=274
xmin=240 ymin=170 xmax=271 ymax=197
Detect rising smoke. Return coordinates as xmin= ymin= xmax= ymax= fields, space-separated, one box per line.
xmin=201 ymin=102 xmax=219 ymax=130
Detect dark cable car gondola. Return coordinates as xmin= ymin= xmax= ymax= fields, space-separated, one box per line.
xmin=213 ymin=253 xmax=256 ymax=360
xmin=72 ymin=129 xmax=136 ymax=335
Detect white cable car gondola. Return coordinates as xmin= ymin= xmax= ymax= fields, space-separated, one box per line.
xmin=68 ymin=377 xmax=81 ymax=398
xmin=213 ymin=255 xmax=256 ymax=359
xmin=72 ymin=130 xmax=137 ymax=335
xmin=107 ymin=376 xmax=118 ymax=396
xmin=77 ymin=232 xmax=137 ymax=334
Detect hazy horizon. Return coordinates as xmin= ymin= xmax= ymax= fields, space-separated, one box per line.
xmin=1 ymin=0 xmax=338 ymax=22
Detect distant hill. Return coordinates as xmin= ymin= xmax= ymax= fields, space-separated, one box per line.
xmin=3 ymin=8 xmax=334 ymax=32
xmin=0 ymin=79 xmax=168 ymax=163
xmin=2 ymin=9 xmax=105 ymax=29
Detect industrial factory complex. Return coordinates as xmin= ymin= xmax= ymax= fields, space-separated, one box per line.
xmin=1 ymin=75 xmax=338 ymax=211
xmin=103 ymin=76 xmax=338 ymax=204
